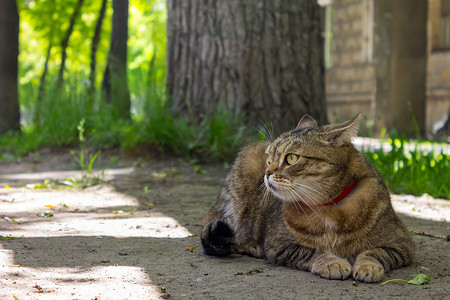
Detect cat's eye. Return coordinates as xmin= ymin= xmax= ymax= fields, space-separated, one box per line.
xmin=267 ymin=157 xmax=272 ymax=165
xmin=286 ymin=154 xmax=299 ymax=165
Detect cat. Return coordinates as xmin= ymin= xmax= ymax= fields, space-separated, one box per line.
xmin=201 ymin=113 xmax=414 ymax=283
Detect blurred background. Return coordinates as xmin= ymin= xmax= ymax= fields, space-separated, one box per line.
xmin=0 ymin=0 xmax=448 ymax=198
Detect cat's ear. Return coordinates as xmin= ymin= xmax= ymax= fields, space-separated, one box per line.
xmin=295 ymin=115 xmax=318 ymax=130
xmin=322 ymin=113 xmax=361 ymax=146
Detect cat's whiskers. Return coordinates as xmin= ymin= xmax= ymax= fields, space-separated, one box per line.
xmin=288 ymin=185 xmax=321 ymax=218
xmin=261 ymin=120 xmax=275 ymax=142
xmin=261 ymin=183 xmax=272 ymax=205
xmin=292 ymin=182 xmax=330 ymax=201
xmin=253 ymin=120 xmax=275 ymax=142
xmin=291 ymin=184 xmax=323 ymax=206
xmin=284 ymin=187 xmax=311 ymax=221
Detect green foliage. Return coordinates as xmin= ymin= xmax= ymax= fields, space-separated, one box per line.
xmin=1 ymin=75 xmax=246 ymax=163
xmin=364 ymin=133 xmax=449 ymax=199
xmin=122 ymin=87 xmax=246 ymax=162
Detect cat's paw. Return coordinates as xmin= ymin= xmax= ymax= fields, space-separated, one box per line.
xmin=352 ymin=259 xmax=384 ymax=283
xmin=311 ymin=257 xmax=351 ymax=280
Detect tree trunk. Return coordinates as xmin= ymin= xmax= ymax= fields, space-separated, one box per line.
xmin=57 ymin=0 xmax=84 ymax=87
xmin=0 ymin=0 xmax=21 ymax=135
xmin=89 ymin=0 xmax=108 ymax=93
xmin=102 ymin=0 xmax=131 ymax=119
xmin=167 ymin=0 xmax=327 ymax=133
xmin=35 ymin=40 xmax=53 ymax=126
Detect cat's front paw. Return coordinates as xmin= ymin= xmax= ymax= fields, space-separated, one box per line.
xmin=311 ymin=257 xmax=351 ymax=280
xmin=352 ymin=259 xmax=384 ymax=283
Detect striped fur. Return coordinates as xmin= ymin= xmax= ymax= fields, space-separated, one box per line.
xmin=201 ymin=114 xmax=414 ymax=283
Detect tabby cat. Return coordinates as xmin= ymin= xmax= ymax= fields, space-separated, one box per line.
xmin=201 ymin=114 xmax=413 ymax=282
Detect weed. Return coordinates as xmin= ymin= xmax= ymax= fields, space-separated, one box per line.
xmin=67 ymin=118 xmax=106 ymax=188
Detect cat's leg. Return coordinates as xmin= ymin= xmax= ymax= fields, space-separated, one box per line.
xmin=353 ymin=245 xmax=413 ymax=283
xmin=201 ymin=218 xmax=235 ymax=256
xmin=264 ymin=236 xmax=351 ymax=280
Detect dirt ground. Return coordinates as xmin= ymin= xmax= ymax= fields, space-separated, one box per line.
xmin=0 ymin=151 xmax=449 ymax=300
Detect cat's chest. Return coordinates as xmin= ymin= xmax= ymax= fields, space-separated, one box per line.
xmin=285 ymin=217 xmax=368 ymax=260
xmin=283 ymin=210 xmax=361 ymax=256
xmin=296 ymin=219 xmax=343 ymax=249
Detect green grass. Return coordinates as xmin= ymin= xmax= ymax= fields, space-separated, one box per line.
xmin=363 ymin=134 xmax=449 ymax=199
xmin=0 ymin=77 xmax=247 ymax=163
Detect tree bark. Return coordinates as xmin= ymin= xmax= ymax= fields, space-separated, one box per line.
xmin=102 ymin=0 xmax=131 ymax=119
xmin=89 ymin=0 xmax=108 ymax=93
xmin=167 ymin=0 xmax=327 ymax=133
xmin=0 ymin=0 xmax=21 ymax=135
xmin=57 ymin=0 xmax=84 ymax=87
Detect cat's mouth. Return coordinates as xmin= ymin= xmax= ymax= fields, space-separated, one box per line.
xmin=266 ymin=181 xmax=278 ymax=191
xmin=264 ymin=175 xmax=279 ymax=192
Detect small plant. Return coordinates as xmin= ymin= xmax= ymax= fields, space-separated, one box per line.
xmin=68 ymin=119 xmax=105 ymax=188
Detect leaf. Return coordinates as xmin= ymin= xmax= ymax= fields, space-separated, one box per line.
xmin=26 ymin=183 xmax=48 ymax=189
xmin=112 ymin=208 xmax=136 ymax=214
xmin=380 ymin=273 xmax=431 ymax=286
xmin=408 ymin=273 xmax=431 ymax=285
xmin=39 ymin=211 xmax=54 ymax=218
xmin=4 ymin=217 xmax=22 ymax=223
xmin=186 ymin=245 xmax=198 ymax=253
xmin=45 ymin=205 xmax=56 ymax=209
xmin=0 ymin=235 xmax=20 ymax=240
xmin=144 ymin=186 xmax=152 ymax=194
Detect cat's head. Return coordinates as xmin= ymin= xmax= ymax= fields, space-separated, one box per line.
xmin=263 ymin=113 xmax=361 ymax=207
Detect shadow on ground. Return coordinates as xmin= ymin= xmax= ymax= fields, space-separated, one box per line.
xmin=0 ymin=157 xmax=449 ymax=299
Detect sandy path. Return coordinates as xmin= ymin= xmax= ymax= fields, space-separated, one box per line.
xmin=0 ymin=157 xmax=449 ymax=299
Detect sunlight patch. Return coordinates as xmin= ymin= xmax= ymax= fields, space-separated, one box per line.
xmin=391 ymin=194 xmax=450 ymax=222
xmin=0 ymin=167 xmax=134 ymax=183
xmin=0 ymin=185 xmax=138 ymax=214
xmin=1 ymin=213 xmax=192 ymax=238
xmin=0 ymin=266 xmax=160 ymax=299
xmin=0 ymin=248 xmax=15 ymax=265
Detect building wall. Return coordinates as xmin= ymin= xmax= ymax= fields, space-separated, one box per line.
xmin=325 ymin=0 xmax=376 ymax=135
xmin=325 ymin=0 xmax=450 ymax=136
xmin=427 ymin=51 xmax=450 ymax=133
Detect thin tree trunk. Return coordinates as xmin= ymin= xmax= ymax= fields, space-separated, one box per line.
xmin=102 ymin=0 xmax=130 ymax=119
xmin=89 ymin=0 xmax=108 ymax=94
xmin=0 ymin=0 xmax=21 ymax=134
xmin=57 ymin=0 xmax=84 ymax=87
xmin=35 ymin=40 xmax=53 ymax=125
xmin=167 ymin=0 xmax=327 ymax=133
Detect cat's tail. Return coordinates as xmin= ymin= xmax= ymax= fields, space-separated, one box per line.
xmin=201 ymin=219 xmax=235 ymax=256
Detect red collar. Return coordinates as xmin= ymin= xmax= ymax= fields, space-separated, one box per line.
xmin=300 ymin=180 xmax=357 ymax=207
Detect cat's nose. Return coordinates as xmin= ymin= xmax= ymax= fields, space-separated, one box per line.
xmin=265 ymin=170 xmax=272 ymax=178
